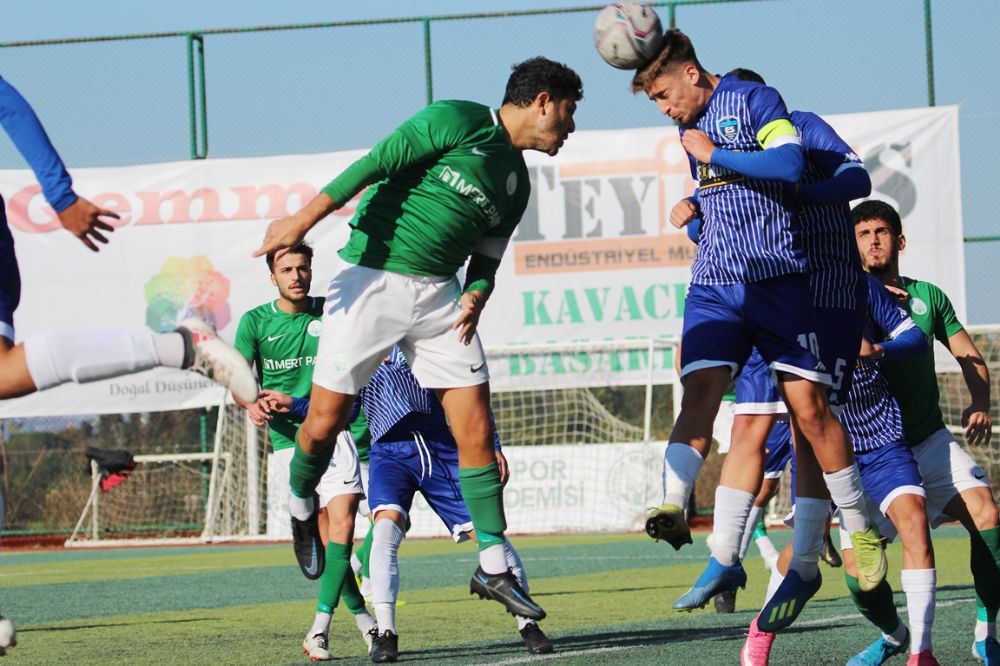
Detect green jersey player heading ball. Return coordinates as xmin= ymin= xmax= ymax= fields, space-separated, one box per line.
xmin=253 ymin=56 xmax=583 ymax=621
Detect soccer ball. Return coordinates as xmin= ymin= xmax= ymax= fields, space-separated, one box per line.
xmin=593 ymin=2 xmax=664 ymax=70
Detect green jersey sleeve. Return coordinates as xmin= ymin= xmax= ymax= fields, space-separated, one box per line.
xmin=233 ymin=311 xmax=258 ymax=366
xmin=322 ymin=101 xmax=478 ymax=207
xmin=927 ymin=282 xmax=964 ymax=344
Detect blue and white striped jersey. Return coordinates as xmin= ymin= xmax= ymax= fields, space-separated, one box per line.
xmin=358 ymin=347 xmax=501 ymax=448
xmin=685 ymin=74 xmax=807 ymax=285
xmin=792 ymin=111 xmax=866 ymax=310
xmin=840 ymin=276 xmax=917 ymax=452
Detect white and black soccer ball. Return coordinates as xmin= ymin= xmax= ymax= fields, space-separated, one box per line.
xmin=593 ymin=2 xmax=664 ymax=70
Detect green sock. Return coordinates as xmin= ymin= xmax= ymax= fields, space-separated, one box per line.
xmin=341 ymin=569 xmax=368 ymax=615
xmin=752 ymin=516 xmax=768 ymax=540
xmin=316 ymin=541 xmax=353 ymax=614
xmin=357 ymin=521 xmax=375 ymax=580
xmin=289 ymin=444 xmax=335 ymax=499
xmin=970 ymin=526 xmax=1000 ymax=619
xmin=845 ymin=573 xmax=901 ymax=635
xmin=458 ymin=462 xmax=507 ymax=550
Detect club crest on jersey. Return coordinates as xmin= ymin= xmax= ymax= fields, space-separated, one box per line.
xmin=717 ymin=115 xmax=740 ymax=143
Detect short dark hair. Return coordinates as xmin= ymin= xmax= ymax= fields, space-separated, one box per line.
xmin=631 ymin=29 xmax=704 ymax=93
xmin=502 ymin=57 xmax=583 ymax=107
xmin=729 ymin=68 xmax=766 ymax=86
xmin=852 ymin=200 xmax=903 ymax=236
xmin=266 ymin=241 xmax=314 ymax=273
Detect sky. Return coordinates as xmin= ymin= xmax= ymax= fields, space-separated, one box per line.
xmin=1 ymin=0 xmax=998 ymax=320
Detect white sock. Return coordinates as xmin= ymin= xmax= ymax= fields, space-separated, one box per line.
xmin=23 ymin=329 xmax=161 ymax=390
xmin=901 ymin=568 xmax=936 ymax=654
xmin=884 ymin=620 xmax=909 ymax=647
xmin=503 ymin=539 xmax=534 ymax=630
xmin=764 ymin=566 xmax=785 ymax=605
xmin=975 ymin=619 xmax=997 ymax=642
xmin=351 ymin=553 xmax=363 ymax=576
xmin=479 ymin=543 xmax=508 ymax=575
xmin=151 ymin=332 xmax=186 ymax=368
xmin=662 ymin=443 xmax=704 ymax=509
xmin=288 ymin=492 xmax=314 ymax=521
xmin=823 ymin=465 xmax=870 ymax=534
xmin=789 ymin=498 xmax=828 ymax=581
xmin=308 ymin=611 xmax=331 ymax=638
xmin=711 ymin=486 xmax=755 ymax=566
xmin=739 ymin=505 xmax=765 ymax=561
xmin=354 ymin=611 xmax=377 ymax=635
xmin=371 ymin=519 xmax=404 ymax=634
xmin=757 ymin=535 xmax=779 ymax=570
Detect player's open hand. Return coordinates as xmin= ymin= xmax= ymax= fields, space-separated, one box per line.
xmin=962 ymin=404 xmax=992 ymax=446
xmin=57 ymin=196 xmax=119 ymax=252
xmin=253 ymin=215 xmax=310 ymax=258
xmin=670 ymin=197 xmax=698 ymax=229
xmin=246 ymin=401 xmax=271 ymax=426
xmin=681 ymin=129 xmax=716 ymax=164
xmin=884 ymin=284 xmax=910 ymax=304
xmin=453 ymin=290 xmax=485 ymax=345
xmin=495 ymin=450 xmax=510 ymax=486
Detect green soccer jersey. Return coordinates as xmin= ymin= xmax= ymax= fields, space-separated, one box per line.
xmin=234 ymin=298 xmax=324 ymax=451
xmin=881 ymin=276 xmax=965 ymax=445
xmin=324 ymin=100 xmax=530 ymax=295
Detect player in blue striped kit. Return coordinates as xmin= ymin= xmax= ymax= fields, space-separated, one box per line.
xmin=632 ymin=33 xmax=884 ymax=598
xmin=743 ymin=275 xmax=937 ymax=666
xmin=357 ymin=348 xmax=551 ymax=663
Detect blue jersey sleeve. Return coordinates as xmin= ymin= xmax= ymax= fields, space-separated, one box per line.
xmin=0 ymin=76 xmax=77 ymax=212
xmin=867 ymin=275 xmax=920 ymax=350
xmin=793 ymin=111 xmax=871 ymax=205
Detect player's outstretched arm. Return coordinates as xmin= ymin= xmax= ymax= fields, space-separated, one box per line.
xmin=57 ymin=197 xmax=119 ymax=252
xmin=945 ymin=329 xmax=992 ymax=446
xmin=253 ymin=193 xmax=337 ymax=258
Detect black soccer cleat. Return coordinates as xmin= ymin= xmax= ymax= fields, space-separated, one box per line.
xmin=519 ymin=622 xmax=554 ymax=654
xmin=820 ymin=532 xmax=843 ymax=568
xmin=713 ymin=588 xmax=737 ymax=614
xmin=370 ymin=629 xmax=399 ymax=663
xmin=470 ymin=566 xmax=546 ymax=621
xmin=291 ymin=494 xmax=325 ymax=580
xmin=644 ymin=504 xmax=693 ymax=550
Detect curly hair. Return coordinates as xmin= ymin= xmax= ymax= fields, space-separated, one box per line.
xmin=502 ymin=56 xmax=583 ymax=107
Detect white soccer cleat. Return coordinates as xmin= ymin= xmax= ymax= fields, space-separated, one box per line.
xmin=176 ymin=317 xmax=257 ymax=403
xmin=302 ymin=632 xmax=333 ymax=662
xmin=0 ymin=614 xmax=16 ymax=655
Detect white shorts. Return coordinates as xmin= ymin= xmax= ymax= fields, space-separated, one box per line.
xmin=912 ymin=427 xmax=991 ymax=527
xmin=273 ymin=431 xmax=363 ymax=507
xmin=713 ymin=400 xmax=735 ymax=454
xmin=312 ymin=257 xmax=489 ymax=394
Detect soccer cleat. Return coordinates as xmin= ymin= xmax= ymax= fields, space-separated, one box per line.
xmin=370 ymin=630 xmax=399 ymax=663
xmin=846 ymin=627 xmax=909 ymax=666
xmin=302 ymin=633 xmax=333 ymax=662
xmin=364 ymin=626 xmax=379 ymax=654
xmin=820 ymin=532 xmax=843 ymax=568
xmin=176 ymin=317 xmax=258 ymax=403
xmin=291 ymin=493 xmax=325 ymax=580
xmin=0 ymin=614 xmax=15 ymax=656
xmin=644 ymin=503 xmax=692 ymax=550
xmin=470 ymin=566 xmax=546 ymax=621
xmin=906 ymin=650 xmax=940 ymax=666
xmin=851 ymin=527 xmax=888 ymax=592
xmin=519 ymin=622 xmax=555 ymax=654
xmin=714 ymin=589 xmax=737 ymax=614
xmin=974 ymin=636 xmax=1000 ymax=664
xmin=673 ymin=556 xmax=747 ymax=611
xmin=740 ymin=616 xmax=775 ymax=666
xmin=757 ymin=568 xmax=822 ymax=632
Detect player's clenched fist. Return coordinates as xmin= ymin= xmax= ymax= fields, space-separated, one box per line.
xmin=670 ymin=197 xmax=698 ymax=229
xmin=680 ymin=128 xmax=716 ymax=164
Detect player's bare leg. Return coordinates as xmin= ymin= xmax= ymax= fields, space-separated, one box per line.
xmin=649 ymin=366 xmax=731 ymax=549
xmin=437 ymin=383 xmax=545 ymax=621
xmin=288 ymin=385 xmax=356 ymax=580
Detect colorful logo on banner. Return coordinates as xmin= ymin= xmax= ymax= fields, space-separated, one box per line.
xmin=144 ymin=256 xmax=231 ymax=332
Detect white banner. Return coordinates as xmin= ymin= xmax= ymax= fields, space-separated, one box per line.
xmin=0 ymin=106 xmax=963 ymax=416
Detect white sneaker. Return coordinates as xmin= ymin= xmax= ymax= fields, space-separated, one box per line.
xmin=302 ymin=632 xmax=333 ymax=662
xmin=0 ymin=614 xmax=16 ymax=656
xmin=177 ymin=318 xmax=257 ymax=403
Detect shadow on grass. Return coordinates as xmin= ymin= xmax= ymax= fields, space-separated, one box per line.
xmin=19 ymin=617 xmax=217 ymax=633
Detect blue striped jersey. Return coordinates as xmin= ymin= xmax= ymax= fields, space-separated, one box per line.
xmin=358 ymin=347 xmax=501 ymax=448
xmin=840 ymin=275 xmax=917 ymax=452
xmin=685 ymin=74 xmax=807 ymax=285
xmin=792 ymin=111 xmax=866 ymax=310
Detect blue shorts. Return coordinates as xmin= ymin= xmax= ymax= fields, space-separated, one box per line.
xmin=367 ymin=428 xmax=473 ymax=542
xmin=763 ymin=420 xmax=792 ymax=479
xmin=0 ymin=203 xmax=20 ymax=343
xmin=855 ymin=442 xmax=924 ymax=515
xmin=733 ymin=286 xmax=867 ymax=413
xmin=680 ymin=275 xmax=829 ymax=385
